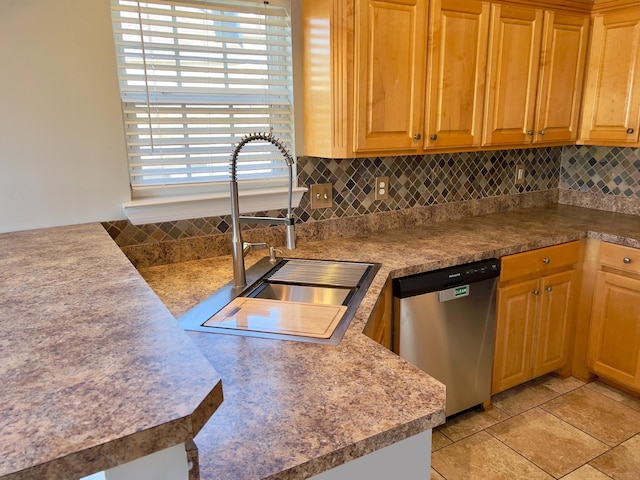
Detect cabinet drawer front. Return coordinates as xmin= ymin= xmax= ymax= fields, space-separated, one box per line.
xmin=600 ymin=242 xmax=640 ymax=275
xmin=501 ymin=241 xmax=580 ymax=282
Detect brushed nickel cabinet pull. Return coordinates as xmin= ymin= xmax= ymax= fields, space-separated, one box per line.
xmin=623 ymin=257 xmax=631 ymax=264
xmin=430 ymin=134 xmax=438 ymax=141
xmin=542 ymin=257 xmax=550 ymax=264
xmin=532 ymin=289 xmax=540 ymax=295
xmin=526 ymin=130 xmax=534 ymax=135
xmin=413 ymin=133 xmax=422 ymax=140
xmin=539 ymin=130 xmax=546 ymax=135
xmin=627 ymin=128 xmax=635 ymax=134
xmin=546 ymin=286 xmax=553 ymax=292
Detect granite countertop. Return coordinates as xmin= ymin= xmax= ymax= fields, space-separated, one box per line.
xmin=0 ymin=224 xmax=223 ymax=479
xmin=139 ymin=204 xmax=640 ymax=480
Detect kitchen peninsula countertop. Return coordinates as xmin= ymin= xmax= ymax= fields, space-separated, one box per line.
xmin=0 ymin=224 xmax=223 ymax=479
xmin=140 ymin=204 xmax=640 ymax=480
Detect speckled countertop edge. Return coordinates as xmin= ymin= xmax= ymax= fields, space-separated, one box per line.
xmin=0 ymin=224 xmax=224 ymax=480
xmin=139 ymin=204 xmax=640 ymax=480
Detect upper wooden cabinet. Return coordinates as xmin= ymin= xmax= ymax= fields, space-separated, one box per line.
xmin=533 ymin=11 xmax=590 ymax=144
xmin=424 ymin=0 xmax=490 ymax=149
xmin=301 ymin=0 xmax=592 ymax=158
xmin=301 ymin=0 xmax=353 ymax=158
xmin=483 ymin=4 xmax=544 ymax=146
xmin=579 ymin=7 xmax=640 ymax=145
xmin=483 ymin=5 xmax=589 ymax=146
xmin=354 ymin=0 xmax=428 ymax=152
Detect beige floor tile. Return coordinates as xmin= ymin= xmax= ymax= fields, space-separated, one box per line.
xmin=537 ymin=375 xmax=586 ymax=395
xmin=488 ymin=408 xmax=609 ymax=478
xmin=431 ymin=431 xmax=553 ymax=480
xmin=430 ymin=468 xmax=446 ymax=480
xmin=542 ymin=386 xmax=640 ymax=446
xmin=437 ymin=405 xmax=510 ymax=442
xmin=431 ymin=430 xmax=452 ymax=451
xmin=560 ymin=465 xmax=613 ymax=479
xmin=491 ymin=381 xmax=560 ymax=416
xmin=590 ymin=434 xmax=640 ymax=480
xmin=585 ymin=381 xmax=640 ymax=412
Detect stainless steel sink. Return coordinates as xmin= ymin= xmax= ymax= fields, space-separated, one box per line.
xmin=249 ymin=283 xmax=353 ymax=305
xmin=178 ymin=257 xmax=380 ymax=345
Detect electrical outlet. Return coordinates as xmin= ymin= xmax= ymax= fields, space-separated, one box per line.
xmin=515 ymin=164 xmax=525 ymax=186
xmin=310 ymin=183 xmax=333 ymax=209
xmin=375 ymin=176 xmax=389 ymax=201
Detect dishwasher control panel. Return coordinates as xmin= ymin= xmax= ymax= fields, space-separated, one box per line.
xmin=392 ymin=258 xmax=500 ymax=299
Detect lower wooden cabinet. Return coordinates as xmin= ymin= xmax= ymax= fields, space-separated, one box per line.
xmin=492 ymin=242 xmax=579 ymax=394
xmin=363 ymin=279 xmax=393 ymax=350
xmin=586 ymin=243 xmax=640 ymax=391
xmin=532 ymin=270 xmax=575 ymax=377
xmin=492 ymin=278 xmax=539 ymax=391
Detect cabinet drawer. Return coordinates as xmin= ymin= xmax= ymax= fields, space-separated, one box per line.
xmin=501 ymin=241 xmax=580 ymax=282
xmin=600 ymin=242 xmax=640 ymax=276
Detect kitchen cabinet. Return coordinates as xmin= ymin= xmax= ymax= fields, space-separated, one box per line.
xmin=354 ymin=0 xmax=428 ymax=153
xmin=301 ymin=0 xmax=353 ymax=158
xmin=532 ymin=10 xmax=590 ymax=144
xmin=587 ymin=243 xmax=640 ymax=391
xmin=302 ymin=0 xmax=590 ymax=157
xmin=492 ymin=241 xmax=580 ymax=394
xmin=364 ymin=279 xmax=393 ymax=350
xmin=483 ymin=5 xmax=589 ymax=146
xmin=579 ymin=7 xmax=640 ymax=145
xmin=424 ymin=0 xmax=490 ymax=149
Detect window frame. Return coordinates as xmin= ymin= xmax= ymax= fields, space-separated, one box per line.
xmin=109 ymin=0 xmax=304 ymax=224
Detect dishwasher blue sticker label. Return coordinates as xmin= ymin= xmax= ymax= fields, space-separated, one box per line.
xmin=438 ymin=284 xmax=470 ymax=302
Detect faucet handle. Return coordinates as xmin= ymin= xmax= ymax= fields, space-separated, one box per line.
xmin=242 ymin=242 xmax=268 ymax=256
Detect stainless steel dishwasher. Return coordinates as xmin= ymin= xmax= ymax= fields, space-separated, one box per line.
xmin=392 ymin=258 xmax=500 ymax=417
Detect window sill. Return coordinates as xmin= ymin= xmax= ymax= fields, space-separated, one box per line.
xmin=122 ymin=186 xmax=307 ymax=225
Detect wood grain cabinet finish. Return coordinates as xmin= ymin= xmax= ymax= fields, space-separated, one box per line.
xmin=579 ymin=7 xmax=640 ymax=146
xmin=483 ymin=5 xmax=589 ymax=146
xmin=492 ymin=241 xmax=580 ymax=394
xmin=363 ymin=279 xmax=393 ymax=349
xmin=424 ymin=0 xmax=490 ymax=149
xmin=354 ymin=0 xmax=428 ymax=153
xmin=587 ymin=243 xmax=640 ymax=391
xmin=533 ymin=10 xmax=590 ymax=144
xmin=302 ymin=0 xmax=592 ymax=157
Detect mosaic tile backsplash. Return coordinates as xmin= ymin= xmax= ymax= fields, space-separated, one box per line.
xmin=561 ymin=146 xmax=640 ymax=197
xmin=103 ymin=147 xmax=562 ymax=250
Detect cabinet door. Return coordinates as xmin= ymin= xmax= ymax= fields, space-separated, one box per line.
xmin=483 ymin=4 xmax=543 ymax=146
xmin=492 ymin=279 xmax=539 ymax=394
xmin=587 ymin=271 xmax=640 ymax=390
xmin=579 ymin=9 xmax=640 ymax=145
xmin=424 ymin=0 xmax=489 ymax=149
xmin=533 ymin=11 xmax=589 ymax=144
xmin=354 ymin=0 xmax=427 ymax=152
xmin=533 ymin=270 xmax=575 ymax=377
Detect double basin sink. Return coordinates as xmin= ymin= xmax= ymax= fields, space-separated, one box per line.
xmin=179 ymin=257 xmax=380 ymax=344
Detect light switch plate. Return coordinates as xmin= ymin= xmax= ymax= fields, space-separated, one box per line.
xmin=310 ymin=183 xmax=333 ymax=209
xmin=515 ymin=164 xmax=525 ymax=186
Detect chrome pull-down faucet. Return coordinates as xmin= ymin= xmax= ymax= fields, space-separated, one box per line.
xmin=229 ymin=132 xmax=296 ymax=289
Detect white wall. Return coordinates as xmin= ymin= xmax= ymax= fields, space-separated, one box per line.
xmin=0 ymin=0 xmax=131 ymax=234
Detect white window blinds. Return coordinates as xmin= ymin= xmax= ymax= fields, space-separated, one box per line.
xmin=110 ymin=0 xmax=294 ymax=195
